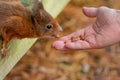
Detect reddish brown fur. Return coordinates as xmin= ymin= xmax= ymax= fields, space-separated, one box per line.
xmin=0 ymin=0 xmax=62 ymax=56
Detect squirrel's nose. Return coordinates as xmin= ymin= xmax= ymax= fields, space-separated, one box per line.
xmin=53 ymin=25 xmax=63 ymax=38
xmin=58 ymin=25 xmax=63 ymax=32
xmin=55 ymin=23 xmax=63 ymax=32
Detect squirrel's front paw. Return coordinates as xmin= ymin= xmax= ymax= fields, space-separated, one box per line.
xmin=1 ymin=48 xmax=7 ymax=57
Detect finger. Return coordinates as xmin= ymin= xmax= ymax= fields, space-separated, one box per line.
xmin=65 ymin=40 xmax=91 ymax=50
xmin=53 ymin=29 xmax=85 ymax=50
xmin=52 ymin=40 xmax=69 ymax=50
xmin=82 ymin=7 xmax=97 ymax=17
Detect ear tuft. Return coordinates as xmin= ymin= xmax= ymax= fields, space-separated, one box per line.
xmin=38 ymin=0 xmax=41 ymax=2
xmin=32 ymin=0 xmax=44 ymax=16
xmin=35 ymin=0 xmax=44 ymax=9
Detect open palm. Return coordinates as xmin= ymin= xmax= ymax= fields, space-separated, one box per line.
xmin=53 ymin=7 xmax=120 ymax=50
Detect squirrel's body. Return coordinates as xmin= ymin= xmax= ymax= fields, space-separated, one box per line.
xmin=0 ymin=1 xmax=36 ymax=39
xmin=0 ymin=0 xmax=62 ymax=56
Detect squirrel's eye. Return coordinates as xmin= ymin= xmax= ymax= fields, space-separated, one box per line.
xmin=46 ymin=24 xmax=52 ymax=30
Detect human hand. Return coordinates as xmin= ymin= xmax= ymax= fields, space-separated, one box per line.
xmin=52 ymin=7 xmax=120 ymax=50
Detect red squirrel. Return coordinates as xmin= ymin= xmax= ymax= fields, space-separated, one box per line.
xmin=0 ymin=0 xmax=62 ymax=56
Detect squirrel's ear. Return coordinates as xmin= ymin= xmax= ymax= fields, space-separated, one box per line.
xmin=37 ymin=0 xmax=44 ymax=10
xmin=32 ymin=0 xmax=44 ymax=14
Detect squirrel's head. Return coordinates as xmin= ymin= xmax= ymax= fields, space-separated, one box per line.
xmin=32 ymin=0 xmax=62 ymax=38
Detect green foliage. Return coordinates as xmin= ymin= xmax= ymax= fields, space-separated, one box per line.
xmin=20 ymin=0 xmax=33 ymax=7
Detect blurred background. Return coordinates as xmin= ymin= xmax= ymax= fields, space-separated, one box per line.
xmin=4 ymin=0 xmax=120 ymax=80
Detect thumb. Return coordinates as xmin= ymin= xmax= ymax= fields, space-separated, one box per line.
xmin=82 ymin=7 xmax=98 ymax=17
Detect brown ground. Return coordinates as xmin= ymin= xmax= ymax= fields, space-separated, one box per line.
xmin=4 ymin=0 xmax=120 ymax=80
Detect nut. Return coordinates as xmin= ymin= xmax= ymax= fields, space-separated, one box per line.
xmin=80 ymin=35 xmax=85 ymax=40
xmin=54 ymin=34 xmax=60 ymax=38
xmin=71 ymin=36 xmax=78 ymax=42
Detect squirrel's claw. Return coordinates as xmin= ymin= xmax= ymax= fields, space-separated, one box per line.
xmin=1 ymin=47 xmax=7 ymax=57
